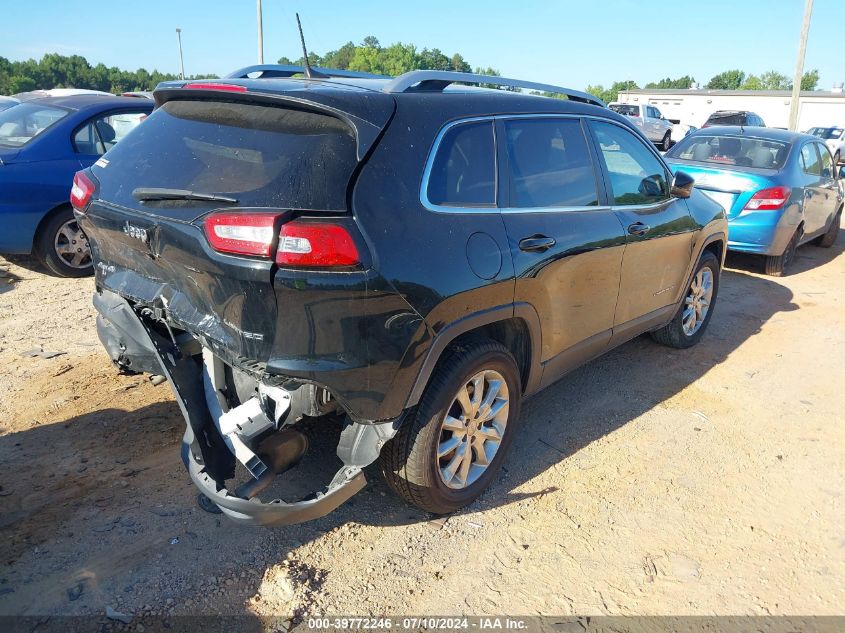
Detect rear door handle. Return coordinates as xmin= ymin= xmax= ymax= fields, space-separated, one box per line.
xmin=518 ymin=235 xmax=556 ymax=252
xmin=627 ymin=222 xmax=650 ymax=236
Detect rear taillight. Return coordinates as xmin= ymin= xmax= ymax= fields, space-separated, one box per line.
xmin=204 ymin=212 xmax=280 ymax=257
xmin=744 ymin=186 xmax=790 ymax=211
xmin=277 ymin=221 xmax=360 ymax=267
xmin=183 ymin=82 xmax=247 ymax=92
xmin=70 ymin=171 xmax=95 ymax=211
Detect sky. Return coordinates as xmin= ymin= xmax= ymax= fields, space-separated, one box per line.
xmin=2 ymin=0 xmax=842 ymax=91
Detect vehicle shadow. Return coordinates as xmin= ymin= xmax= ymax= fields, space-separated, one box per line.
xmin=0 ymin=265 xmax=801 ymax=625
xmin=0 ymin=255 xmax=48 ymax=293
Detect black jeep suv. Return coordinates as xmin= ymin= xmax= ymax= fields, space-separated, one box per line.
xmin=73 ymin=67 xmax=727 ymax=526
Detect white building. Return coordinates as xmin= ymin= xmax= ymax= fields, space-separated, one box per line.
xmin=615 ymin=86 xmax=845 ymax=131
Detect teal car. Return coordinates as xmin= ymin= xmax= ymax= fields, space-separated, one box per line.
xmin=665 ymin=126 xmax=843 ymax=275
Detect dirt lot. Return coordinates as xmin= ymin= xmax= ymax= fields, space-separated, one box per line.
xmin=1 ymin=230 xmax=843 ymax=626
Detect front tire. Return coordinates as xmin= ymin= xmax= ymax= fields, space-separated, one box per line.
xmin=380 ymin=339 xmax=521 ymax=514
xmin=34 ymin=206 xmax=93 ymax=278
xmin=651 ymin=251 xmax=719 ymax=349
xmin=764 ymin=228 xmax=800 ymax=276
xmin=661 ymin=132 xmax=672 ymax=151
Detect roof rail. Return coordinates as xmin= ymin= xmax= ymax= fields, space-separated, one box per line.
xmin=225 ymin=64 xmax=389 ymax=80
xmin=381 ymin=70 xmax=605 ymax=107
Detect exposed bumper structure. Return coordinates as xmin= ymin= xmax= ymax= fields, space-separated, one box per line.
xmin=94 ymin=288 xmax=379 ymax=527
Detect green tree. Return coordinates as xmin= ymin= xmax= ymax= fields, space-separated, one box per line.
xmin=706 ymin=69 xmax=745 ymax=90
xmin=644 ymin=75 xmax=695 ymax=89
xmin=801 ymin=69 xmax=819 ymax=91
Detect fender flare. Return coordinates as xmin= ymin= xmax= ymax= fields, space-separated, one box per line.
xmin=404 ymin=302 xmax=544 ymax=410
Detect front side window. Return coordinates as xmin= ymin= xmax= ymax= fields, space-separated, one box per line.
xmin=503 ymin=118 xmax=598 ymax=208
xmin=589 ymin=120 xmax=670 ymax=205
xmin=0 ymin=103 xmax=68 ymax=148
xmin=74 ymin=110 xmax=148 ymax=156
xmin=427 ymin=121 xmax=495 ymax=207
xmin=800 ymin=144 xmax=821 ymax=176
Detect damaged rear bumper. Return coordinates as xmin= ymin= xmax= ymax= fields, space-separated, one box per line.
xmin=94 ymin=288 xmax=377 ymax=527
xmin=180 ymin=430 xmax=366 ymax=527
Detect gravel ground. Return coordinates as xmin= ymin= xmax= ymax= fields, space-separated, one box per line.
xmin=0 ymin=230 xmax=843 ymax=627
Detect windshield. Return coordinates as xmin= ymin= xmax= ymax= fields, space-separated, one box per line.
xmin=95 ymin=99 xmax=358 ymax=211
xmin=666 ymin=134 xmax=789 ymax=170
xmin=609 ymin=104 xmax=640 ymax=117
xmin=808 ymin=127 xmax=843 ymax=140
xmin=0 ymin=103 xmax=69 ymax=147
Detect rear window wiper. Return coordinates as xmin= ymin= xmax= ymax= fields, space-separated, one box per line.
xmin=132 ymin=187 xmax=238 ymax=203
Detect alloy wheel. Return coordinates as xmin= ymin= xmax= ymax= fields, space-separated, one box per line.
xmin=436 ymin=369 xmax=509 ymax=490
xmin=682 ymin=268 xmax=714 ymax=336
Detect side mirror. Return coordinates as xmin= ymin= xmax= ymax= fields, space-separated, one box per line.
xmin=671 ymin=170 xmax=695 ymax=198
xmin=839 ymin=165 xmax=845 ymax=180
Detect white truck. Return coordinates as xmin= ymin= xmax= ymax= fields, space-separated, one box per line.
xmin=608 ymin=102 xmax=674 ymax=150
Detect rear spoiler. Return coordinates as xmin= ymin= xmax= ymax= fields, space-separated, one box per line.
xmin=151 ymin=80 xmax=395 ymax=162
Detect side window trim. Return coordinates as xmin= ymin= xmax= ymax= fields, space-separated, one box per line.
xmin=423 ymin=113 xmax=623 ymax=214
xmin=420 ymin=117 xmax=498 ymax=212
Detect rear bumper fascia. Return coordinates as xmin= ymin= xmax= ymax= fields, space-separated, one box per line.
xmin=94 ymin=288 xmax=368 ymax=527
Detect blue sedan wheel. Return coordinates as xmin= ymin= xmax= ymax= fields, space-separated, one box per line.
xmin=34 ymin=207 xmax=94 ymax=278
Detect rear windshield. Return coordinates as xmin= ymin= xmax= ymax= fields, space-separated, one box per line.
xmin=95 ymin=99 xmax=358 ymax=211
xmin=808 ymin=127 xmax=843 ymax=140
xmin=0 ymin=103 xmax=68 ymax=147
xmin=666 ymin=134 xmax=789 ymax=169
xmin=705 ymin=112 xmax=744 ymax=126
xmin=609 ymin=104 xmax=640 ymax=117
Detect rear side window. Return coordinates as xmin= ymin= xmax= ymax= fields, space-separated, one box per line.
xmin=427 ymin=121 xmax=495 ymax=207
xmin=96 ymin=100 xmax=357 ymax=210
xmin=800 ymin=144 xmax=821 ymax=176
xmin=74 ymin=110 xmax=148 ymax=156
xmin=503 ymin=118 xmax=598 ymax=208
xmin=589 ymin=120 xmax=670 ymax=205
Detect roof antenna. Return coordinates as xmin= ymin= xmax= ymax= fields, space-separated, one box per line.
xmin=296 ymin=13 xmax=326 ymax=79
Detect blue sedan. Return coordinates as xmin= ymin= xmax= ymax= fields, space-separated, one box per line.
xmin=0 ymin=94 xmax=152 ymax=276
xmin=665 ymin=126 xmax=843 ymax=275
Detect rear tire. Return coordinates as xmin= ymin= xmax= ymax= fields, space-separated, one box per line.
xmin=661 ymin=132 xmax=672 ymax=151
xmin=764 ymin=228 xmax=800 ymax=276
xmin=651 ymin=251 xmax=720 ymax=349
xmin=812 ymin=209 xmax=841 ymax=248
xmin=34 ymin=206 xmax=93 ymax=278
xmin=380 ymin=339 xmax=521 ymax=514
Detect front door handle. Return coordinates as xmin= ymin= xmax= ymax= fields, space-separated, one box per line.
xmin=518 ymin=235 xmax=556 ymax=252
xmin=627 ymin=222 xmax=650 ymax=236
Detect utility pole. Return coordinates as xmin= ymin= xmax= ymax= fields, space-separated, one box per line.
xmin=788 ymin=0 xmax=814 ymax=131
xmin=257 ymin=0 xmax=264 ymax=64
xmin=176 ymin=28 xmax=185 ymax=80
